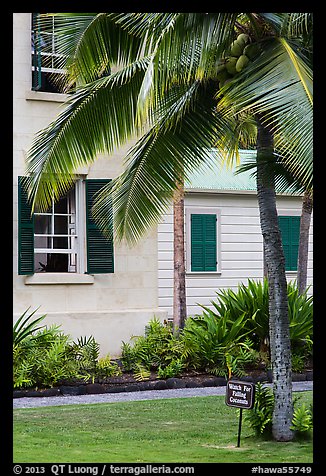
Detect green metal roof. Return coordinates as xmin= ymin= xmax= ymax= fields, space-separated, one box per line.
xmin=185 ymin=149 xmax=257 ymax=192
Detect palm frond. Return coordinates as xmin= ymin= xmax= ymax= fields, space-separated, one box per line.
xmin=25 ymin=57 xmax=150 ymax=211
xmin=92 ymin=81 xmax=231 ymax=244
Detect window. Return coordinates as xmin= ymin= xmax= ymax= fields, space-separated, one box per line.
xmin=278 ymin=215 xmax=301 ymax=271
xmin=18 ymin=177 xmax=114 ymax=275
xmin=31 ymin=13 xmax=74 ymax=93
xmin=189 ymin=212 xmax=218 ymax=272
xmin=33 ymin=185 xmax=79 ymax=272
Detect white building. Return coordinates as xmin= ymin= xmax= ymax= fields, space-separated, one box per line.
xmin=158 ymin=155 xmax=313 ymax=319
xmin=13 ymin=13 xmax=313 ymax=356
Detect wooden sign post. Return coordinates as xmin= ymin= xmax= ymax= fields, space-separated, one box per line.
xmin=225 ymin=379 xmax=255 ymax=447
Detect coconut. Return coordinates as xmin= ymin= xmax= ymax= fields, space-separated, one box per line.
xmin=217 ymin=69 xmax=231 ymax=83
xmin=230 ymin=40 xmax=244 ymax=57
xmin=236 ymin=54 xmax=250 ymax=72
xmin=243 ymin=43 xmax=260 ymax=59
xmin=225 ymin=56 xmax=238 ymax=75
xmin=237 ymin=33 xmax=250 ymax=47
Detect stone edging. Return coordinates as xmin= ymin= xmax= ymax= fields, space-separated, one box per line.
xmin=13 ymin=370 xmax=313 ymax=399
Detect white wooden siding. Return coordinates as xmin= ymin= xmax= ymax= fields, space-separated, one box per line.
xmin=158 ymin=192 xmax=313 ymax=319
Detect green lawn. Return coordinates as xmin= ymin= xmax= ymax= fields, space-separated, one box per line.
xmin=13 ymin=392 xmax=313 ymax=463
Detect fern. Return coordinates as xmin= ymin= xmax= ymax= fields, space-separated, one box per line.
xmin=157 ymin=359 xmax=184 ymax=379
xmin=133 ymin=363 xmax=151 ymax=381
xmin=244 ymin=382 xmax=274 ymax=436
xmin=291 ymin=404 xmax=313 ymax=434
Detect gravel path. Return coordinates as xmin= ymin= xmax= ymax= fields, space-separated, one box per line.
xmin=13 ymin=381 xmax=313 ymax=409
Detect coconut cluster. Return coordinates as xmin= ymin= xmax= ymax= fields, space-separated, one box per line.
xmin=217 ymin=33 xmax=261 ymax=88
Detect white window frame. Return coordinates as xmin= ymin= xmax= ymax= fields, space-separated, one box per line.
xmin=185 ymin=206 xmax=222 ymax=275
xmin=33 ymin=179 xmax=86 ymax=274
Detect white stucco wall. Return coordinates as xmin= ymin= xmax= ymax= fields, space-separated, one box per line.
xmin=13 ymin=13 xmax=167 ymax=357
xmin=158 ymin=191 xmax=313 ymax=319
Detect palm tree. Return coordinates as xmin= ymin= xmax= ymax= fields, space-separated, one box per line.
xmin=173 ymin=179 xmax=187 ymax=330
xmin=24 ymin=12 xmax=312 ymax=441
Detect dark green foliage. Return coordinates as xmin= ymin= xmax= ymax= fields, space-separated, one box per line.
xmin=209 ymin=279 xmax=269 ymax=351
xmin=287 ymin=283 xmax=313 ymax=352
xmin=157 ymin=359 xmax=184 ymax=379
xmin=121 ymin=315 xmax=255 ymax=380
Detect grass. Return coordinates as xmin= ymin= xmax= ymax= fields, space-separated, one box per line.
xmin=13 ymin=392 xmax=313 ymax=463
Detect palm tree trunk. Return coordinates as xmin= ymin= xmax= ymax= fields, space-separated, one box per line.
xmin=173 ymin=181 xmax=187 ymax=331
xmin=255 ymin=115 xmax=293 ymax=441
xmin=297 ymin=189 xmax=313 ymax=294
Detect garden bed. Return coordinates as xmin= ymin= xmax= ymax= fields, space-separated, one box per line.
xmin=13 ymin=368 xmax=313 ymax=398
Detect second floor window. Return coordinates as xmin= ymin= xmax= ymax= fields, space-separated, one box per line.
xmin=31 ymin=13 xmax=74 ymax=93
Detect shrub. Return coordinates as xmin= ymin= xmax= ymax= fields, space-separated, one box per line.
xmin=200 ymin=279 xmax=313 ymax=358
xmin=72 ymin=336 xmax=121 ymax=383
xmin=210 ymin=279 xmax=269 ymax=352
xmin=291 ymin=403 xmax=313 ymax=436
xmin=243 ymin=382 xmax=274 ymax=436
xmin=287 ymin=282 xmax=313 ymax=353
xmin=181 ymin=311 xmax=255 ymax=378
xmin=13 ymin=323 xmax=79 ymax=388
xmin=13 ymin=308 xmax=121 ymax=388
xmin=13 ymin=306 xmax=47 ymax=345
xmin=157 ymin=359 xmax=184 ymax=379
xmin=121 ymin=317 xmax=183 ymax=374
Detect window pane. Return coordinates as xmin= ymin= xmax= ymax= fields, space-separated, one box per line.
xmin=54 ymin=195 xmax=68 ymax=213
xmin=34 ymin=214 xmax=51 ymax=234
xmin=54 ymin=215 xmax=68 ymax=234
xmin=34 ymin=253 xmax=48 ymax=272
xmin=53 ymin=237 xmax=68 ymax=249
xmin=34 ymin=253 xmax=68 ymax=272
xmin=34 ymin=235 xmax=52 ymax=248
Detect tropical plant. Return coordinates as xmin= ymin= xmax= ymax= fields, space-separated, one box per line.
xmin=291 ymin=403 xmax=313 ymax=436
xmin=24 ymin=12 xmax=312 ymax=441
xmin=121 ymin=317 xmax=182 ymax=374
xmin=206 ymin=279 xmax=270 ymax=352
xmin=13 ymin=325 xmax=79 ymax=388
xmin=244 ymin=382 xmax=275 ymax=437
xmin=13 ymin=307 xmax=47 ymax=345
xmin=199 ymin=279 xmax=313 ymax=355
xmin=181 ymin=311 xmax=255 ymax=378
xmin=72 ymin=335 xmax=122 ymax=382
xmin=287 ymin=282 xmax=313 ymax=348
xmin=13 ymin=312 xmax=120 ymax=388
xmin=157 ymin=359 xmax=184 ymax=379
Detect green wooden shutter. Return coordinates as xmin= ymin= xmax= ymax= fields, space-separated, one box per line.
xmin=278 ymin=216 xmax=300 ymax=271
xmin=191 ymin=214 xmax=205 ymax=271
xmin=85 ymin=179 xmax=114 ymax=274
xmin=191 ymin=214 xmax=217 ymax=272
xmin=289 ymin=216 xmax=300 ymax=271
xmin=204 ymin=214 xmax=217 ymax=271
xmin=18 ymin=176 xmax=34 ymax=275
